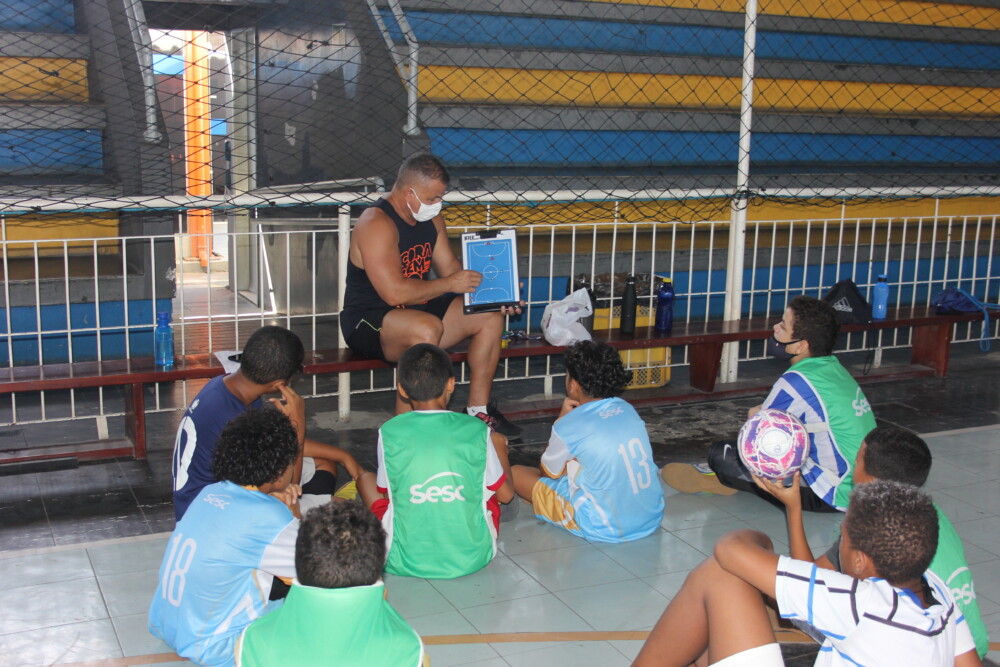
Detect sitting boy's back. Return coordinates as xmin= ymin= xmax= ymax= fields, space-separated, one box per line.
xmin=542 ymin=395 xmax=663 ymax=542
xmin=511 ymin=341 xmax=664 ymax=543
xmin=379 ymin=409 xmax=503 ymax=578
xmin=237 ymin=502 xmax=424 ymax=667
xmin=359 ymin=343 xmax=514 ymax=579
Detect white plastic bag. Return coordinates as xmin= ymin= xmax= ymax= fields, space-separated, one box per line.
xmin=541 ymin=288 xmax=593 ymax=346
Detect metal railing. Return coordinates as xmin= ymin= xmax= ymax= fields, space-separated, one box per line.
xmin=0 ymin=202 xmax=997 ymax=436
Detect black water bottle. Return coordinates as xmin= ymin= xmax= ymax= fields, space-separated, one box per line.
xmin=620 ymin=275 xmax=638 ymax=335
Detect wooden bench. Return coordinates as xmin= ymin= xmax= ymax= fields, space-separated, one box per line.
xmin=1 ymin=305 xmax=992 ymax=465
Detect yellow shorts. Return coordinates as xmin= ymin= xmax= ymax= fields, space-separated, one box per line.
xmin=531 ymin=477 xmax=582 ymax=536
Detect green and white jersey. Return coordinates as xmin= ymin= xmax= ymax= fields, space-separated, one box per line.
xmin=376 ymin=410 xmax=506 ymax=579
xmin=236 ymin=580 xmax=423 ymax=667
xmin=931 ymin=507 xmax=989 ymax=658
xmin=763 ymin=356 xmax=876 ymax=510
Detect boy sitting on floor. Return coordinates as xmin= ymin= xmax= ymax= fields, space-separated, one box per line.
xmin=172 ymin=325 xmax=363 ymax=520
xmin=236 ymin=501 xmax=425 ymax=666
xmin=510 ymin=340 xmax=665 ymax=543
xmin=149 ymin=409 xmax=302 ymax=667
xmin=634 ymin=480 xmax=980 ymax=667
xmin=755 ymin=424 xmax=989 ymax=659
xmin=358 ymin=343 xmax=515 ymax=579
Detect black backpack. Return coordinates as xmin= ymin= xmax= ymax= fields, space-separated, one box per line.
xmin=823 ymin=279 xmax=872 ymax=324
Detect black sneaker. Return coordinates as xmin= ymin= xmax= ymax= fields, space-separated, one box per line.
xmin=471 ymin=399 xmax=523 ymax=439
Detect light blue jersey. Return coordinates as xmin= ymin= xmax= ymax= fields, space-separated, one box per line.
xmin=149 ymin=482 xmax=298 ymax=667
xmin=534 ymin=397 xmax=665 ymax=543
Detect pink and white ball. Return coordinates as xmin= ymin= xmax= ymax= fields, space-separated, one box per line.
xmin=737 ymin=409 xmax=809 ymax=480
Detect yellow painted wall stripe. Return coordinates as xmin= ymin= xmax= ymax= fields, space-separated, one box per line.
xmin=443 ymin=197 xmax=1000 ymax=227
xmin=0 ymin=58 xmax=89 ymax=103
xmin=579 ymin=0 xmax=1000 ymax=31
xmin=3 ymin=213 xmax=118 ymax=257
xmin=422 ymin=66 xmax=1000 ymax=117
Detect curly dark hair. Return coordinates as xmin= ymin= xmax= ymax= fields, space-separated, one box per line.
xmin=239 ymin=326 xmax=304 ymax=385
xmin=296 ymin=501 xmax=387 ymax=589
xmin=396 ymin=152 xmax=450 ymax=188
xmin=788 ymin=295 xmax=839 ymax=357
xmin=845 ymin=480 xmax=938 ymax=585
xmin=564 ymin=340 xmax=631 ymax=398
xmin=212 ymin=409 xmax=299 ymax=487
xmin=862 ymin=425 xmax=932 ymax=487
xmin=398 ymin=343 xmax=454 ymax=402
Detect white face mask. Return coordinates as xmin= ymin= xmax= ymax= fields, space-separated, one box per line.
xmin=408 ymin=189 xmax=442 ymax=222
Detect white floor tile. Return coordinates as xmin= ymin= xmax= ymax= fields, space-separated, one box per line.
xmin=0 ymin=618 xmax=120 ymax=667
xmin=509 ymin=544 xmax=636 ymax=593
xmin=554 ymin=578 xmax=668 ymax=631
xmin=0 ymin=549 xmax=94 ymax=590
xmin=430 ymin=554 xmax=547 ymax=609
xmin=459 ymin=593 xmax=592 ymax=634
xmin=98 ymin=569 xmax=161 ymax=618
xmin=0 ymin=577 xmax=108 ymax=634
xmin=384 ymin=574 xmax=458 ymax=619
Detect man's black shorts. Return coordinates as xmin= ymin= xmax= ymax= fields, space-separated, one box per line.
xmin=340 ymin=293 xmax=457 ymax=362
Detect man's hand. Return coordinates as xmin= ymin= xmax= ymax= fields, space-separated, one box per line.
xmin=270 ymin=384 xmax=306 ymax=444
xmin=748 ymin=404 xmax=762 ymax=419
xmin=753 ymin=472 xmax=803 ymax=511
xmin=500 ymin=300 xmax=526 ymax=316
xmin=447 ymin=270 xmax=483 ymax=294
xmin=557 ymin=397 xmax=580 ymax=420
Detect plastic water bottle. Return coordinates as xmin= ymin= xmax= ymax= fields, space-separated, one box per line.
xmin=655 ymin=278 xmax=675 ymax=333
xmin=872 ymin=274 xmax=889 ymax=320
xmin=620 ymin=275 xmax=638 ymax=335
xmin=154 ymin=311 xmax=175 ymax=367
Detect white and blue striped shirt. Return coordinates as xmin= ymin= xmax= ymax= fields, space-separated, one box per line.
xmin=775 ymin=556 xmax=975 ymax=667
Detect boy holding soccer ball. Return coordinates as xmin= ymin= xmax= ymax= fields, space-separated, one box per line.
xmin=663 ymin=296 xmax=876 ymax=512
xmin=634 ymin=480 xmax=981 ymax=667
xmin=756 ymin=425 xmax=990 ymax=659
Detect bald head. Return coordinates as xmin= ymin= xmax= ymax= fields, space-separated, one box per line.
xmin=395 ymin=152 xmax=450 ymax=191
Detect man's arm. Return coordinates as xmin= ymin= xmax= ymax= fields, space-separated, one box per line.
xmin=355 ymin=211 xmax=480 ymax=306
xmin=713 ymin=529 xmax=781 ymax=598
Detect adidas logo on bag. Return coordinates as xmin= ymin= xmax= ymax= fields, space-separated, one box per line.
xmin=831 ymin=297 xmax=853 ymax=313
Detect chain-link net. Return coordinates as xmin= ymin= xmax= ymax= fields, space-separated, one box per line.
xmin=0 ymin=0 xmax=997 ymax=224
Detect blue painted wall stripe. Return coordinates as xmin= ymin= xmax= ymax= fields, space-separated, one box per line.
xmin=383 ymin=10 xmax=1000 ymax=71
xmin=426 ymin=128 xmax=1000 ymax=168
xmin=0 ymin=129 xmax=103 ymax=175
xmin=0 ymin=0 xmax=75 ymax=33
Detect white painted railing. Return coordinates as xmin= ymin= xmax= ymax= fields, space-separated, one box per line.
xmin=0 ymin=204 xmax=997 ymax=434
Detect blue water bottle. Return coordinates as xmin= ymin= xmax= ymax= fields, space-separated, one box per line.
xmin=872 ymin=274 xmax=889 ymax=320
xmin=154 ymin=311 xmax=175 ymax=367
xmin=655 ymin=277 xmax=675 ymax=333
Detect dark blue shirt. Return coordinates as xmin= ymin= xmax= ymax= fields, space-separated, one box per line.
xmin=171 ymin=375 xmax=263 ymax=519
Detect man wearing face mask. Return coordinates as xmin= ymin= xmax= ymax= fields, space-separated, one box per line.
xmin=340 ymin=152 xmax=522 ymax=436
xmin=662 ymin=296 xmax=876 ymax=512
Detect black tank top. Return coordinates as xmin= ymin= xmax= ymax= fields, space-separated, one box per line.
xmin=342 ymin=198 xmax=438 ymax=318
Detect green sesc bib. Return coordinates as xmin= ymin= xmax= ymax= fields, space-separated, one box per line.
xmin=381 ymin=411 xmax=496 ymax=578
xmin=237 ymin=581 xmax=423 ymax=666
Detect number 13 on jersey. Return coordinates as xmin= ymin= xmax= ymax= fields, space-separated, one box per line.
xmin=618 ymin=438 xmax=653 ymax=494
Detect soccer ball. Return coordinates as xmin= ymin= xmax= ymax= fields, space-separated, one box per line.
xmin=737 ymin=409 xmax=809 ymax=480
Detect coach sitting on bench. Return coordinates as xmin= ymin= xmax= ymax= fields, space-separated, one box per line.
xmin=340 ymin=152 xmax=521 ymax=436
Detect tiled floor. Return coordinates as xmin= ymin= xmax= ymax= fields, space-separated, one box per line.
xmin=0 ymin=425 xmax=996 ymax=666
xmin=1 ymin=345 xmax=998 ymax=666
